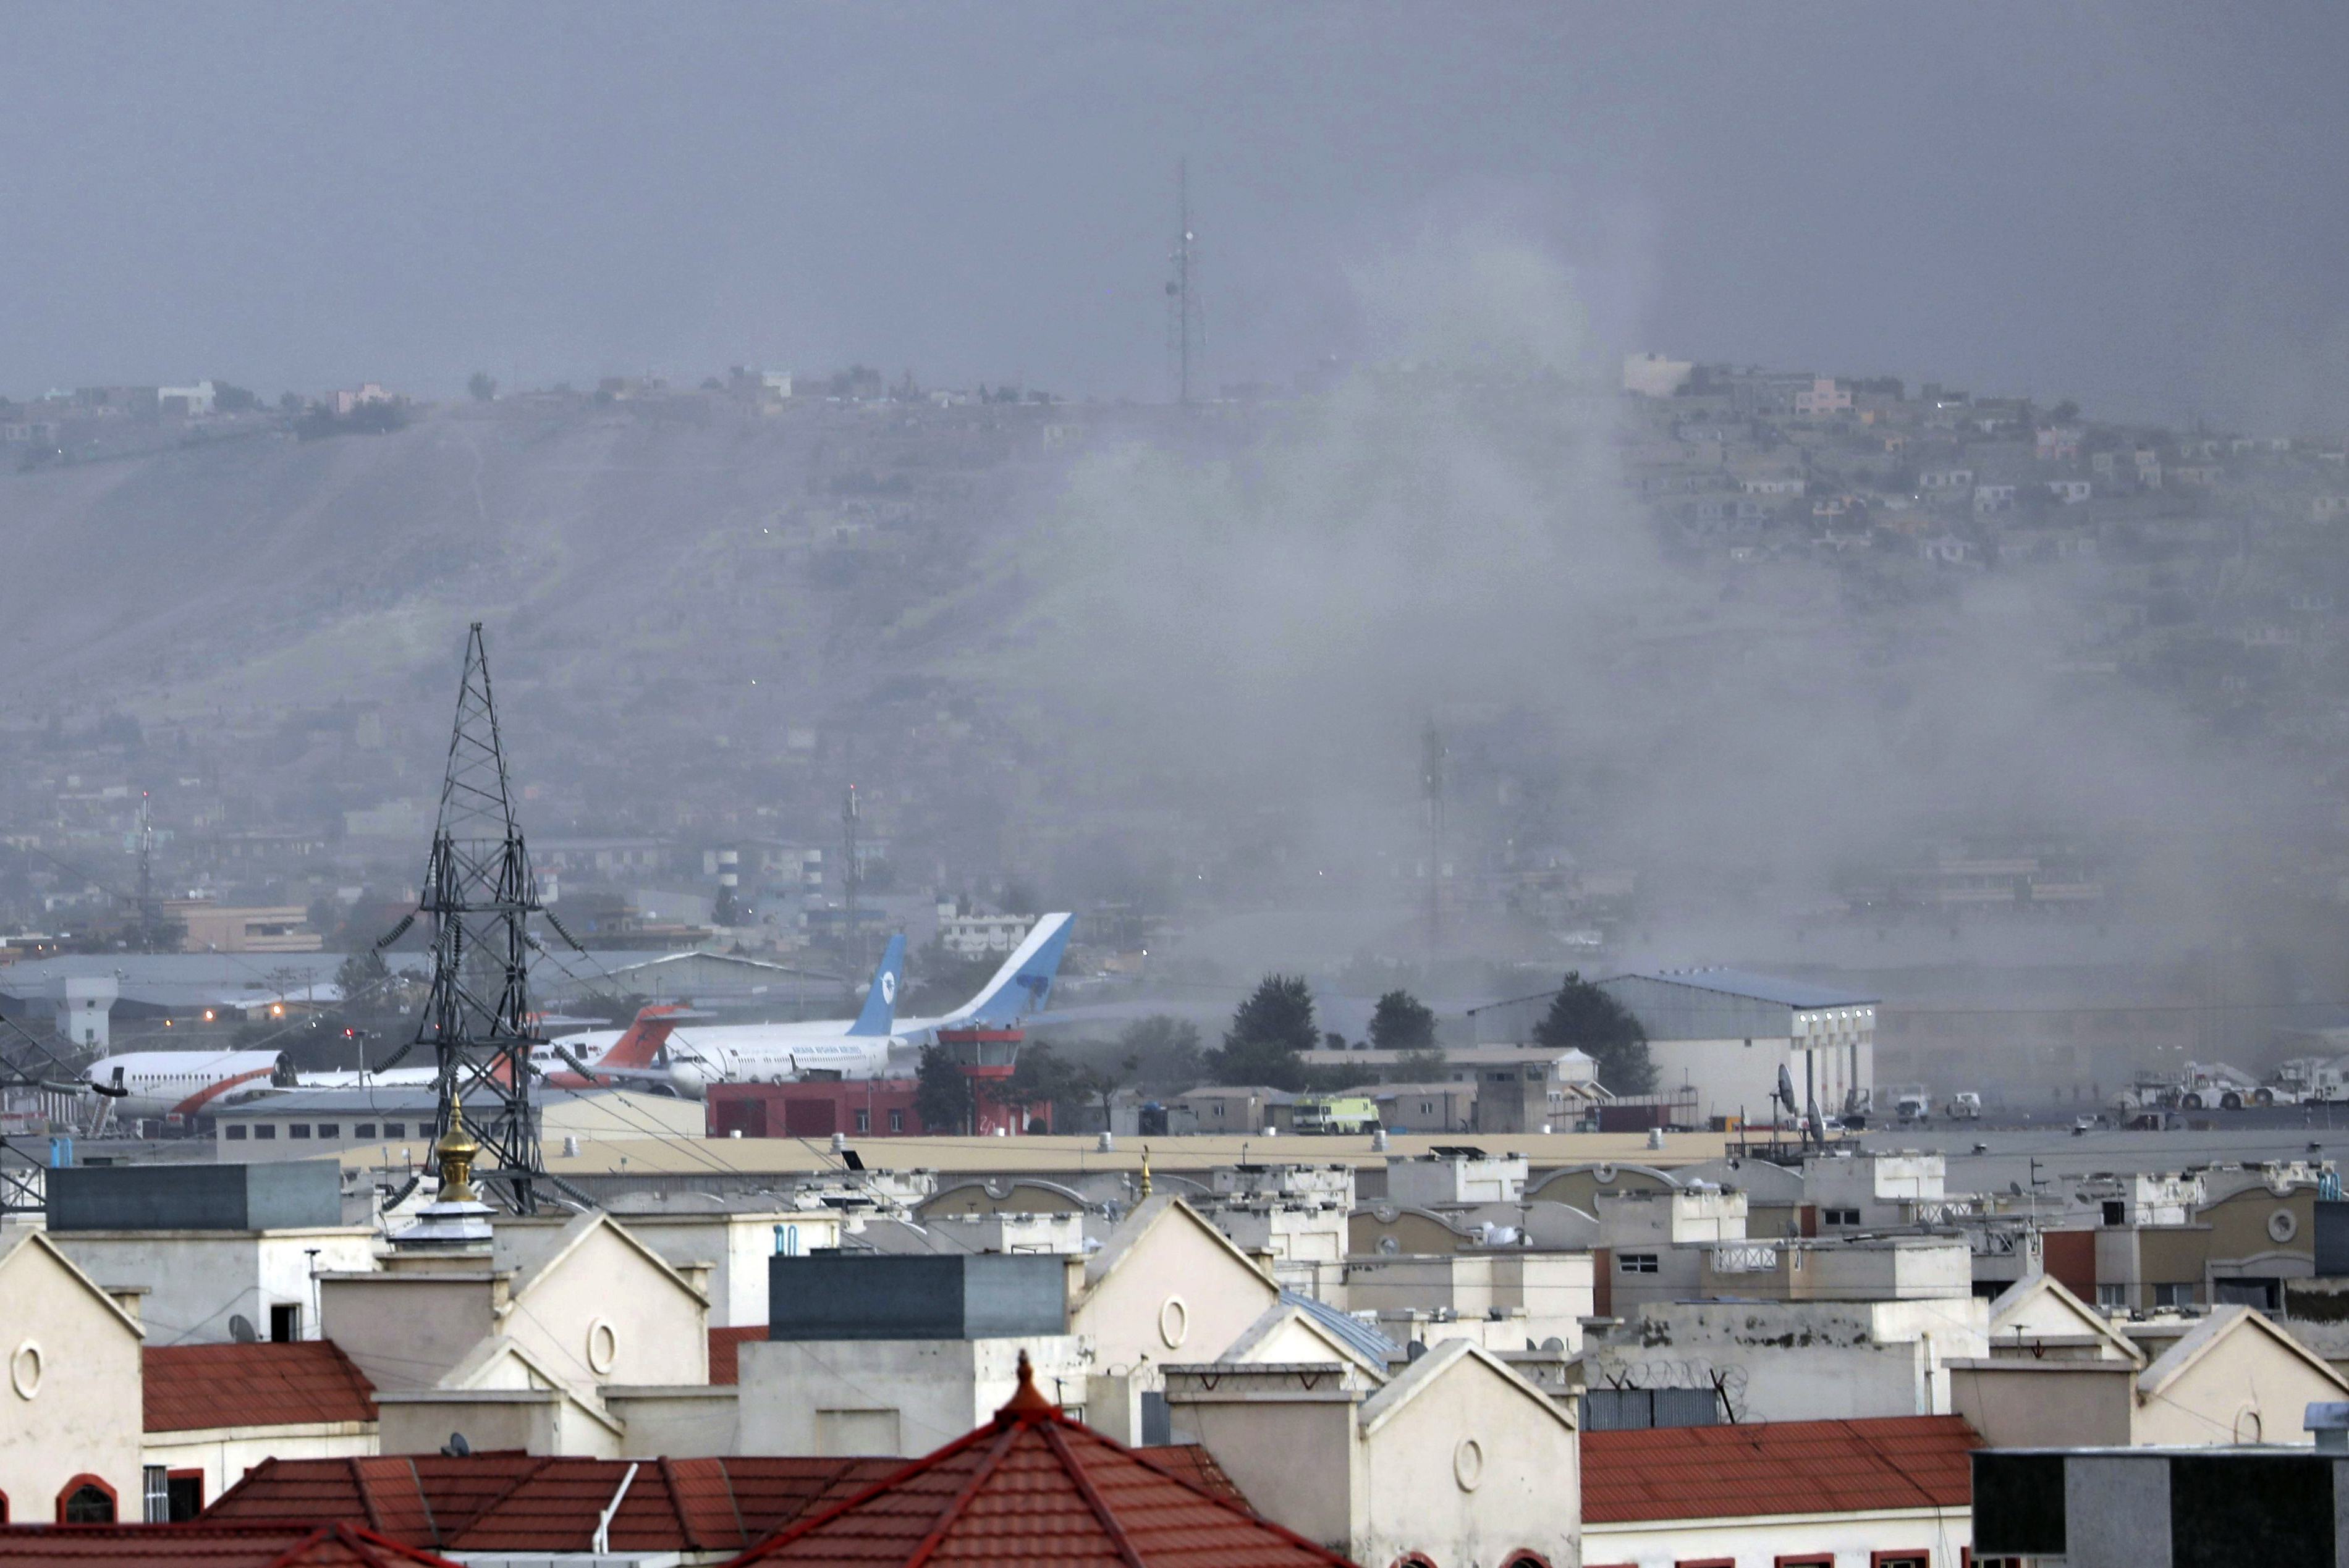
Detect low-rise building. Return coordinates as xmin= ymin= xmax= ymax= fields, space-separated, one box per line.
xmin=140 ymin=1341 xmax=378 ymax=1519
xmin=0 ymin=1229 xmax=146 ymax=1524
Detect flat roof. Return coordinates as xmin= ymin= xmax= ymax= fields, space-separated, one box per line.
xmin=1611 ymin=967 xmax=1881 ymax=1010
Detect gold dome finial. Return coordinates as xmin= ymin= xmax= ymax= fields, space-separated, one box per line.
xmin=435 ymin=1093 xmax=481 ymax=1204
xmin=1138 ymin=1145 xmax=1151 ymax=1200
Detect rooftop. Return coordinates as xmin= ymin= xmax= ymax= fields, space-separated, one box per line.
xmin=1612 ymin=967 xmax=1881 ymax=1010
xmin=730 ymin=1355 xmax=1352 ymax=1567
xmin=0 ymin=1524 xmax=455 ymax=1567
xmin=1581 ymin=1415 xmax=1979 ymax=1524
xmin=145 ymin=1340 xmax=378 ymax=1432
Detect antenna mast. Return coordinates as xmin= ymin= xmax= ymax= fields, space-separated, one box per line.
xmin=1421 ymin=722 xmax=1446 ymax=957
xmin=134 ymin=793 xmax=159 ymax=951
xmin=414 ymin=624 xmax=546 ymax=1213
xmin=842 ymin=785 xmax=862 ymax=982
xmin=1166 ymin=158 xmax=1203 ymax=405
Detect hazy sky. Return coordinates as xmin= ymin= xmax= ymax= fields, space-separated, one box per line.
xmin=4 ymin=2 xmax=2345 ymax=429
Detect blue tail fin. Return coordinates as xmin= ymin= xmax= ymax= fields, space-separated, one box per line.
xmin=959 ymin=914 xmax=1074 ymax=1026
xmin=848 ymin=934 xmax=906 ymax=1036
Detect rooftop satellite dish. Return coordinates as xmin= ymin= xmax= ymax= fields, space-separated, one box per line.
xmin=1378 ymin=1235 xmax=1400 ymax=1255
xmin=1776 ymin=1064 xmax=1797 ymax=1110
xmin=1541 ymin=1336 xmax=1567 ymax=1353
xmin=228 ymin=1314 xmax=258 ymax=1344
xmin=2008 ymin=1181 xmax=2025 ymax=1197
xmin=441 ymin=1431 xmax=471 ymax=1459
xmin=1406 ymin=1341 xmax=1428 ymax=1362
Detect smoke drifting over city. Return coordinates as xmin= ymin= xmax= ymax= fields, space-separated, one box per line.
xmin=0 ymin=4 xmax=2343 ymax=1095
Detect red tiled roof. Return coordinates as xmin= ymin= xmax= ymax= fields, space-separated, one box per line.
xmin=1132 ymin=1444 xmax=1251 ymax=1506
xmin=207 ymin=1456 xmax=899 ymax=1556
xmin=709 ymin=1325 xmax=763 ymax=1386
xmin=145 ymin=1342 xmax=378 ymax=1434
xmin=0 ymin=1522 xmax=459 ymax=1566
xmin=727 ymin=1356 xmax=1358 ymax=1568
xmin=1581 ymin=1415 xmax=1981 ymax=1525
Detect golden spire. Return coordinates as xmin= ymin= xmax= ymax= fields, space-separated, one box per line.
xmin=1138 ymin=1145 xmax=1151 ymax=1200
xmin=435 ymin=1093 xmax=481 ymax=1204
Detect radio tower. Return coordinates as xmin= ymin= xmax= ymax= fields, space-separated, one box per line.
xmin=413 ymin=624 xmax=546 ymax=1213
xmin=133 ymin=792 xmax=159 ymax=951
xmin=1166 ymin=158 xmax=1203 ymax=405
xmin=841 ymin=784 xmax=862 ymax=980
xmin=1421 ymin=722 xmax=1446 ymax=956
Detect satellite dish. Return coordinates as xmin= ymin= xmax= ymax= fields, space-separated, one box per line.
xmin=1776 ymin=1064 xmax=1797 ymax=1110
xmin=1406 ymin=1341 xmax=1429 ymax=1362
xmin=228 ymin=1314 xmax=258 ymax=1344
xmin=441 ymin=1431 xmax=471 ymax=1459
xmin=1378 ymin=1235 xmax=1400 ymax=1255
xmin=1541 ymin=1336 xmax=1567 ymax=1352
xmin=2008 ymin=1181 xmax=2025 ymax=1197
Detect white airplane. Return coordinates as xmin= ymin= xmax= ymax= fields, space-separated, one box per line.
xmin=76 ymin=1048 xmax=284 ymax=1121
xmin=547 ymin=914 xmax=1073 ymax=1092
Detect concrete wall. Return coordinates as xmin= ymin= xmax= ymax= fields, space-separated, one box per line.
xmin=507 ymin=1222 xmax=708 ymax=1389
xmin=2134 ymin=1320 xmax=2344 ymax=1446
xmin=1601 ymin=1298 xmax=1988 ymax=1423
xmin=1358 ymin=1351 xmax=1577 ymax=1568
xmin=320 ymin=1274 xmax=498 ymax=1391
xmin=609 ymin=1212 xmax=839 ymax=1329
xmin=1951 ymin=1362 xmax=2136 ymax=1448
xmin=1165 ymin=1390 xmax=1357 ymax=1553
xmin=142 ymin=1422 xmax=375 ymax=1510
xmin=49 ymin=1228 xmax=377 ymax=1346
xmin=48 ymin=1163 xmax=342 ymax=1232
xmin=0 ymin=1235 xmax=142 ymax=1523
xmin=374 ymin=1391 xmax=599 ymax=1458
xmin=603 ymin=1387 xmax=740 ymax=1459
xmin=1585 ymin=1505 xmax=1971 ymax=1568
xmin=1072 ymin=1208 xmax=1279 ymax=1375
xmin=771 ymin=1251 xmax=1065 ymax=1342
xmin=737 ymin=1334 xmax=1090 ymax=1457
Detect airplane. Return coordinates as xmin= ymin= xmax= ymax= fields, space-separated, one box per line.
xmin=546 ymin=934 xmax=908 ymax=1092
xmin=544 ymin=914 xmax=1072 ymax=1091
xmin=75 ymin=1048 xmax=284 ymax=1122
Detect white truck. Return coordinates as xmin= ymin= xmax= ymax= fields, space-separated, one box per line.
xmin=1894 ymin=1085 xmax=1932 ymax=1124
xmin=2266 ymin=1058 xmax=2349 ymax=1106
xmin=1949 ymin=1091 xmax=1983 ymax=1121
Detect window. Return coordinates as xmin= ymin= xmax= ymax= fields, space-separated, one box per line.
xmin=887 ymin=1110 xmax=904 ymax=1132
xmin=57 ymin=1478 xmax=116 ymax=1523
xmin=225 ymin=1124 xmax=248 ymax=1141
xmin=1872 ymin=1554 xmax=1931 ymax=1568
xmin=355 ymin=1123 xmax=376 ymax=1138
xmin=287 ymin=1124 xmax=311 ymax=1139
xmin=2096 ymin=1284 xmax=2127 ymax=1309
xmin=270 ymin=1302 xmax=301 ymax=1342
xmin=143 ymin=1467 xmax=169 ymax=1524
xmin=1822 ymin=1207 xmax=1861 ymax=1226
xmin=2101 ymin=1200 xmax=2125 ymax=1226
xmin=315 ymin=1123 xmax=339 ymax=1139
xmin=254 ymin=1124 xmax=277 ymax=1140
xmin=2154 ymin=1282 xmax=2196 ymax=1307
xmin=1776 ymin=1557 xmax=1834 ymax=1568
xmin=383 ymin=1123 xmax=405 ymax=1138
xmin=1619 ymin=1253 xmax=1659 ymax=1274
xmin=165 ymin=1472 xmax=202 ymax=1522
xmin=855 ymin=1109 xmax=871 ymax=1134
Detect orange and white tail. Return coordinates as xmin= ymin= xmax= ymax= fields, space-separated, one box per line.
xmin=594 ymin=1005 xmax=689 ymax=1071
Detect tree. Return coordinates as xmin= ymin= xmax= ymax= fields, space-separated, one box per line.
xmin=1206 ymin=974 xmax=1319 ymax=1090
xmin=468 ymin=371 xmax=499 ymax=402
xmin=1392 ymin=1047 xmax=1450 ymax=1082
xmin=334 ymin=948 xmax=391 ymax=1013
xmin=913 ymin=1043 xmax=973 ymax=1134
xmin=214 ymin=381 xmax=260 ymax=413
xmin=1532 ymin=971 xmax=1656 ymax=1094
xmin=1368 ymin=989 xmax=1437 ymax=1053
xmin=1115 ymin=1014 xmax=1204 ymax=1090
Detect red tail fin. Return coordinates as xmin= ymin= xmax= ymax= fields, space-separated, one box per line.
xmin=593 ymin=1005 xmax=688 ymax=1071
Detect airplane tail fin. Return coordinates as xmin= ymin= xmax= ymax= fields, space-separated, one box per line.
xmin=946 ymin=913 xmax=1075 ymax=1027
xmin=847 ymin=934 xmax=907 ymax=1037
xmin=596 ymin=1005 xmax=690 ymax=1070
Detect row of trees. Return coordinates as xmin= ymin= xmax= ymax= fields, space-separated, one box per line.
xmin=1199 ymin=972 xmax=1653 ymax=1095
xmin=908 ymin=969 xmax=1659 ymax=1129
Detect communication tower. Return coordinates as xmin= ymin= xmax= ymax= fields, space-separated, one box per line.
xmin=1421 ymin=721 xmax=1446 ymax=955
xmin=412 ymin=624 xmax=547 ymax=1212
xmin=1166 ymin=159 xmax=1203 ymax=405
xmin=841 ymin=784 xmax=862 ymax=980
